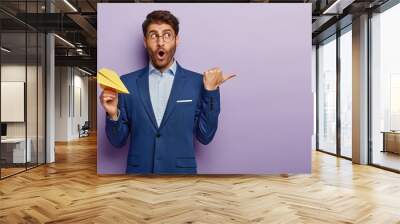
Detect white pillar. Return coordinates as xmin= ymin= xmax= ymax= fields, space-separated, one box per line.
xmin=352 ymin=14 xmax=369 ymax=164
xmin=46 ymin=1 xmax=55 ymax=163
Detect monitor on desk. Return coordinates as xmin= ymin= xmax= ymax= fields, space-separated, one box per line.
xmin=1 ymin=123 xmax=7 ymax=138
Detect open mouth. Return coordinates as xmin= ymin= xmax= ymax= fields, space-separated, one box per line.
xmin=156 ymin=49 xmax=166 ymax=60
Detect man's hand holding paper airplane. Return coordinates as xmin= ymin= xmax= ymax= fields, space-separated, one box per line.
xmin=100 ymin=88 xmax=119 ymax=120
xmin=97 ymin=68 xmax=129 ymax=120
xmin=97 ymin=68 xmax=130 ymax=94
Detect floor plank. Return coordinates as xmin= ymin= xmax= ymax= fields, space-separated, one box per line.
xmin=1 ymin=134 xmax=400 ymax=223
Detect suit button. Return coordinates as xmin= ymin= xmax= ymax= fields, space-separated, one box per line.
xmin=156 ymin=133 xmax=161 ymax=138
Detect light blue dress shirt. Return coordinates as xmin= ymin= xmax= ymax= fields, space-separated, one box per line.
xmin=148 ymin=59 xmax=177 ymax=127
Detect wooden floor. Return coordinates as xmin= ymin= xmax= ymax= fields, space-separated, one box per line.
xmin=1 ymin=167 xmax=26 ymax=178
xmin=1 ymin=134 xmax=400 ymax=224
xmin=373 ymin=151 xmax=400 ymax=171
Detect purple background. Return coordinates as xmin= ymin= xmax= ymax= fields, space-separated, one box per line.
xmin=97 ymin=3 xmax=312 ymax=174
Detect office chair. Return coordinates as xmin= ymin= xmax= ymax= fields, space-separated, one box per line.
xmin=78 ymin=121 xmax=90 ymax=138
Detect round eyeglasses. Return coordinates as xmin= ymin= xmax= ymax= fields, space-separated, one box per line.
xmin=147 ymin=32 xmax=175 ymax=43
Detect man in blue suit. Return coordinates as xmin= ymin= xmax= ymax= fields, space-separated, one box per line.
xmin=100 ymin=10 xmax=235 ymax=174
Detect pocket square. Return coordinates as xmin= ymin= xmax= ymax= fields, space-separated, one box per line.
xmin=176 ymin=99 xmax=193 ymax=103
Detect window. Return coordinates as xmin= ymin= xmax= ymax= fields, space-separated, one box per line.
xmin=317 ymin=36 xmax=337 ymax=154
xmin=370 ymin=2 xmax=400 ymax=171
xmin=339 ymin=27 xmax=352 ymax=158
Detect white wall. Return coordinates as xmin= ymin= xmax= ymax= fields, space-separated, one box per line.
xmin=1 ymin=63 xmax=46 ymax=164
xmin=55 ymin=66 xmax=69 ymax=141
xmin=1 ymin=65 xmax=40 ymax=137
xmin=72 ymin=72 xmax=89 ymax=138
xmin=55 ymin=66 xmax=89 ymax=141
xmin=1 ymin=65 xmax=26 ymax=135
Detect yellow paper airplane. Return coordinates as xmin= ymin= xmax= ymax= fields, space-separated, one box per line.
xmin=97 ymin=68 xmax=130 ymax=94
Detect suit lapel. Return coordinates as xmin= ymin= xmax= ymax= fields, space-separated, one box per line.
xmin=159 ymin=64 xmax=187 ymax=130
xmin=136 ymin=66 xmax=158 ymax=130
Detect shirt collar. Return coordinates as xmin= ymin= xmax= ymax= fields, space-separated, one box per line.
xmin=149 ymin=58 xmax=177 ymax=76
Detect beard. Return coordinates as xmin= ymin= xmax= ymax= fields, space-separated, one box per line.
xmin=148 ymin=44 xmax=176 ymax=71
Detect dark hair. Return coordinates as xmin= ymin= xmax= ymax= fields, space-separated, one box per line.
xmin=142 ymin=10 xmax=179 ymax=36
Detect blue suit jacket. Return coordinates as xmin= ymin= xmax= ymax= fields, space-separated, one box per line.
xmin=105 ymin=63 xmax=220 ymax=174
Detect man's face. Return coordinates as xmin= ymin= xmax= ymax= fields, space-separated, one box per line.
xmin=144 ymin=23 xmax=179 ymax=71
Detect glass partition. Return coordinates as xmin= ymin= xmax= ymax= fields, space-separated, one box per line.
xmin=317 ymin=35 xmax=337 ymax=155
xmin=0 ymin=1 xmax=46 ymax=179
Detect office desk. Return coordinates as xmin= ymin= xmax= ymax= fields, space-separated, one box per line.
xmin=1 ymin=138 xmax=31 ymax=163
xmin=381 ymin=131 xmax=400 ymax=154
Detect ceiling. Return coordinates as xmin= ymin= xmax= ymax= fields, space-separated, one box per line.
xmin=0 ymin=0 xmax=392 ymax=73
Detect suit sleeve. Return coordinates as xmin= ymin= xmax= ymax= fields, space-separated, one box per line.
xmin=194 ymin=85 xmax=220 ymax=145
xmin=105 ymin=93 xmax=131 ymax=148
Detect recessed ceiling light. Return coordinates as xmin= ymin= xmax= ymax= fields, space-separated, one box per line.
xmin=63 ymin=0 xmax=78 ymax=12
xmin=322 ymin=0 xmax=355 ymax=15
xmin=1 ymin=47 xmax=11 ymax=53
xmin=54 ymin=34 xmax=75 ymax=48
xmin=78 ymin=67 xmax=92 ymax=76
